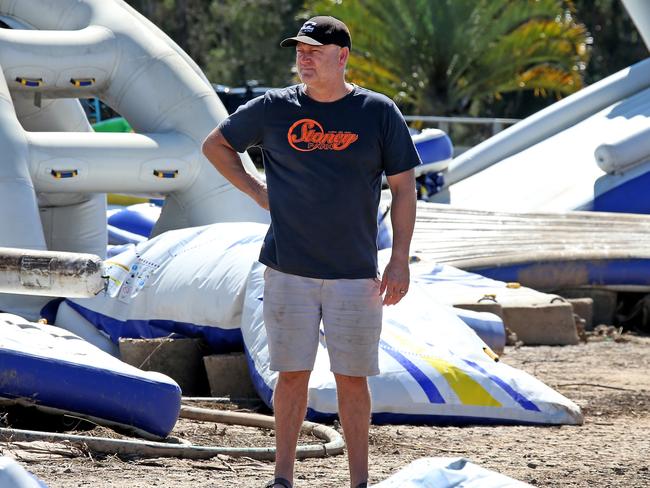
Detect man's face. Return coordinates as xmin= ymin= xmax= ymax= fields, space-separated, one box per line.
xmin=296 ymin=42 xmax=346 ymax=86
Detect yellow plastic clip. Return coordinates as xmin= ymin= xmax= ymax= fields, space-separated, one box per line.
xmin=483 ymin=347 xmax=500 ymax=362
xmin=153 ymin=169 xmax=179 ymax=179
xmin=16 ymin=77 xmax=43 ymax=88
xmin=50 ymin=169 xmax=78 ymax=179
xmin=70 ymin=78 xmax=96 ymax=87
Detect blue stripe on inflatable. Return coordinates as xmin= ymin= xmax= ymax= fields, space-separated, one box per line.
xmin=379 ymin=340 xmax=445 ymax=404
xmin=107 ymin=208 xmax=155 ymax=237
xmin=305 ymin=409 xmax=543 ymax=426
xmin=225 ymin=234 xmax=264 ymax=251
xmin=592 ymin=169 xmax=650 ymax=214
xmin=0 ymin=349 xmax=181 ymax=438
xmin=244 ymin=344 xmax=274 ymax=409
xmin=462 ymin=359 xmax=540 ymax=412
xmin=473 ymin=258 xmax=650 ymax=288
xmin=66 ymin=300 xmax=243 ymax=353
xmin=245 ymin=343 xmax=545 ymax=425
xmin=414 ymin=134 xmax=453 ymax=165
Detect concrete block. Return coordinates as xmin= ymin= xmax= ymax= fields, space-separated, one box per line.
xmin=501 ymin=302 xmax=579 ymax=345
xmin=556 ymin=288 xmax=617 ymax=327
xmin=119 ymin=337 xmax=210 ymax=396
xmin=203 ymin=353 xmax=258 ymax=399
xmin=565 ymin=297 xmax=593 ymax=330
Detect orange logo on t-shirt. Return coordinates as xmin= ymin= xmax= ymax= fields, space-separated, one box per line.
xmin=287 ymin=118 xmax=359 ymax=152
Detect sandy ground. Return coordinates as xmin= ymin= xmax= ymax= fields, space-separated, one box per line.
xmin=3 ymin=333 xmax=650 ymax=488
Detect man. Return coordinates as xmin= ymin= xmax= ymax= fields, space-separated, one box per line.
xmin=202 ymin=16 xmax=420 ymax=488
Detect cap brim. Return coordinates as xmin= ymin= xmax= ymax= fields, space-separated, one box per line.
xmin=279 ymin=35 xmax=324 ymax=48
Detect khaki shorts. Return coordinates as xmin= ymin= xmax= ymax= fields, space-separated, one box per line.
xmin=263 ymin=267 xmax=383 ymax=377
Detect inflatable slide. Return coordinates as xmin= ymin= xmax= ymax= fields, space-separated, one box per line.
xmin=441 ymin=1 xmax=650 ymax=214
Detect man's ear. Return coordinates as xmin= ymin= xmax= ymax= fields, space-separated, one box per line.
xmin=339 ymin=46 xmax=350 ymax=67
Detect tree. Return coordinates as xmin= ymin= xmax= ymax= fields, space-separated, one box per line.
xmin=305 ymin=0 xmax=590 ymax=117
xmin=573 ymin=0 xmax=647 ymax=85
xmin=126 ymin=0 xmax=304 ymax=87
xmin=203 ymin=0 xmax=304 ymax=87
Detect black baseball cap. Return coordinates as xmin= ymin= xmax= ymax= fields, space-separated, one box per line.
xmin=280 ymin=16 xmax=351 ymax=49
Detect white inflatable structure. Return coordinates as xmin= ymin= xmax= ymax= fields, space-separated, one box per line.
xmin=374 ymin=457 xmax=532 ymax=488
xmin=243 ymin=260 xmax=582 ymax=426
xmin=446 ymin=58 xmax=650 ymax=212
xmin=0 ymin=456 xmax=48 ymax=488
xmin=62 ymin=223 xmax=268 ymax=354
xmin=442 ymin=0 xmax=650 ymax=213
xmin=0 ymin=0 xmax=268 ymax=319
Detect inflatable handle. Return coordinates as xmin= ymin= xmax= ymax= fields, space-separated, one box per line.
xmin=70 ymin=78 xmax=96 ymax=87
xmin=153 ymin=169 xmax=179 ymax=179
xmin=595 ymin=125 xmax=650 ymax=174
xmin=50 ymin=169 xmax=78 ymax=179
xmin=15 ymin=76 xmax=43 ymax=87
xmin=483 ymin=346 xmax=500 ymax=362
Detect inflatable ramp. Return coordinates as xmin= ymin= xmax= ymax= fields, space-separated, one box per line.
xmin=445 ymin=57 xmax=650 ymax=214
xmin=0 ymin=313 xmax=181 ymax=439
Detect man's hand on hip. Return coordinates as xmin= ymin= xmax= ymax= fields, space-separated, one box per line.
xmin=380 ymin=257 xmax=410 ymax=306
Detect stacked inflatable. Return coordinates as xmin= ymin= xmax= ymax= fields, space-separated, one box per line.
xmin=62 ymin=221 xmax=582 ymax=425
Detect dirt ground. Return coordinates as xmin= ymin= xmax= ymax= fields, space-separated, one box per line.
xmin=3 ymin=333 xmax=650 ymax=488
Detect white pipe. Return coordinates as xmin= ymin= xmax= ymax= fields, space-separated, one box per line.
xmin=27 ymin=132 xmax=201 ymax=193
xmin=0 ymin=405 xmax=345 ymax=461
xmin=0 ymin=0 xmax=93 ymax=30
xmin=0 ymin=247 xmax=105 ymax=297
xmin=0 ymin=65 xmax=45 ymax=250
xmin=595 ymin=125 xmax=650 ymax=173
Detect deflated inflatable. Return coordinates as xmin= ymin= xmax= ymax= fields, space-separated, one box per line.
xmin=242 ymin=260 xmax=582 ymax=425
xmin=0 ymin=457 xmax=48 ymax=488
xmin=62 ymin=223 xmax=268 ymax=352
xmin=374 ymin=457 xmax=532 ymax=488
xmin=65 ymin=221 xmax=502 ymax=353
xmin=63 ymin=222 xmax=581 ymax=425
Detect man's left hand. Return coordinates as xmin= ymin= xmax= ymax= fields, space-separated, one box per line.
xmin=380 ymin=258 xmax=410 ymax=306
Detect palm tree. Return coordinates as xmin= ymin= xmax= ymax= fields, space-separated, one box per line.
xmin=305 ymin=0 xmax=590 ymax=116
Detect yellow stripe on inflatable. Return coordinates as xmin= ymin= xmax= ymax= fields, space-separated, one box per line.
xmin=107 ymin=193 xmax=151 ymax=206
xmin=386 ymin=330 xmax=502 ymax=407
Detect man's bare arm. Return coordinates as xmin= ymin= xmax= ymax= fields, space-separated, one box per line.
xmin=380 ymin=168 xmax=416 ymax=305
xmin=201 ymin=128 xmax=269 ymax=210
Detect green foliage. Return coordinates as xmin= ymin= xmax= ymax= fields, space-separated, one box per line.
xmin=203 ymin=0 xmax=305 ymax=87
xmin=573 ymin=0 xmax=647 ymax=84
xmin=305 ymin=0 xmax=590 ymax=116
xmin=125 ymin=0 xmax=304 ymax=87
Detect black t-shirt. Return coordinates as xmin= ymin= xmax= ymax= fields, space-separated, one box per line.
xmin=218 ymin=84 xmax=421 ymax=279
